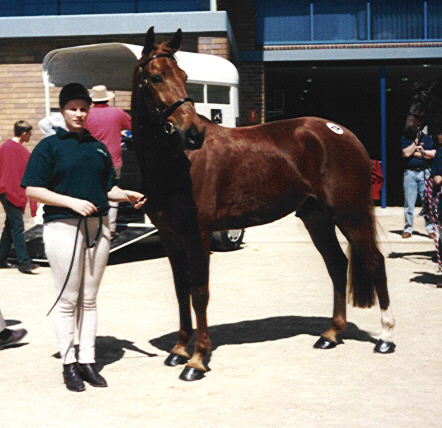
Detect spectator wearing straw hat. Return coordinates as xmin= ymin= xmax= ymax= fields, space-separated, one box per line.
xmin=85 ymin=85 xmax=132 ymax=240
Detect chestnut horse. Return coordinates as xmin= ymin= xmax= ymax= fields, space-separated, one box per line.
xmin=132 ymin=27 xmax=396 ymax=381
xmin=403 ymin=80 xmax=442 ymax=147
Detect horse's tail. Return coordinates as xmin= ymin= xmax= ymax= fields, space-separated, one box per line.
xmin=347 ymin=205 xmax=384 ymax=308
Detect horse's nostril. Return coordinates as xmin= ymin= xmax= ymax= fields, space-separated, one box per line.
xmin=184 ymin=126 xmax=205 ymax=150
xmin=187 ymin=127 xmax=198 ymax=141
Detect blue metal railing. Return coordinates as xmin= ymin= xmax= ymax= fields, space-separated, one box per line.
xmin=255 ymin=1 xmax=441 ymax=45
xmin=0 ymin=0 xmax=211 ymax=17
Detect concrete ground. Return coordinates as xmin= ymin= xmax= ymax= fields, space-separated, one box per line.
xmin=0 ymin=207 xmax=441 ymax=428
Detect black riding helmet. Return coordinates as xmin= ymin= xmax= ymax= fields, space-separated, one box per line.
xmin=59 ymin=83 xmax=92 ymax=109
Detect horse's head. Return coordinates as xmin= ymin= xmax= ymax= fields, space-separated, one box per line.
xmin=403 ymin=80 xmax=442 ymax=141
xmin=132 ymin=27 xmax=206 ymax=152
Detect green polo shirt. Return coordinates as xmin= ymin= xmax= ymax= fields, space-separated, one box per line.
xmin=21 ymin=128 xmax=117 ymax=223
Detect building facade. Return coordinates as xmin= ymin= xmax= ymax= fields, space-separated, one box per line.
xmin=1 ymin=0 xmax=442 ymax=205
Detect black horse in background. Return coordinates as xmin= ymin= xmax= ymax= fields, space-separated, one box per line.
xmin=404 ymin=80 xmax=442 ymax=148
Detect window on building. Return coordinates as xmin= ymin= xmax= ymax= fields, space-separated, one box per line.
xmin=313 ymin=1 xmax=367 ymax=42
xmin=186 ymin=83 xmax=204 ymax=103
xmin=427 ymin=0 xmax=442 ymax=39
xmin=255 ymin=0 xmax=441 ymax=45
xmin=255 ymin=0 xmax=311 ymax=45
xmin=207 ymin=85 xmax=230 ymax=104
xmin=370 ymin=0 xmax=425 ymax=40
xmin=138 ymin=0 xmax=210 ymax=13
xmin=1 ymin=0 xmax=210 ymax=16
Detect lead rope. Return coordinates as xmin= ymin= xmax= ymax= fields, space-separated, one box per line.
xmin=46 ymin=215 xmax=103 ymax=316
xmin=419 ymin=133 xmax=442 ymax=272
xmin=423 ymin=175 xmax=442 ymax=271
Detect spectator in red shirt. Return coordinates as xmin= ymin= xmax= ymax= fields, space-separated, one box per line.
xmin=85 ymin=85 xmax=132 ymax=239
xmin=0 ymin=120 xmax=39 ymax=274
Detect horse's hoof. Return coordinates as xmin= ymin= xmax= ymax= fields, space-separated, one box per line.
xmin=374 ymin=340 xmax=396 ymax=354
xmin=179 ymin=366 xmax=205 ymax=381
xmin=313 ymin=336 xmax=337 ymax=349
xmin=164 ymin=353 xmax=188 ymax=367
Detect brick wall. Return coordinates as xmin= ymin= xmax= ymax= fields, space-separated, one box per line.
xmin=218 ymin=0 xmax=264 ymax=126
xmin=0 ymin=64 xmax=46 ymax=151
xmin=238 ymin=62 xmax=265 ymax=126
xmin=198 ymin=37 xmax=229 ymax=59
xmin=218 ymin=0 xmax=257 ymax=52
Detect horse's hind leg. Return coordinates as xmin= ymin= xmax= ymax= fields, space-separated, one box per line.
xmin=338 ymin=215 xmax=396 ymax=353
xmin=296 ymin=198 xmax=349 ymax=348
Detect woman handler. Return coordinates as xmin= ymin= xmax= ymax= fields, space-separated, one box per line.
xmin=22 ymin=83 xmax=145 ymax=392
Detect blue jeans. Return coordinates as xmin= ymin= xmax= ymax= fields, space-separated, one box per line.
xmin=403 ymin=169 xmax=432 ymax=234
xmin=0 ymin=193 xmax=31 ymax=265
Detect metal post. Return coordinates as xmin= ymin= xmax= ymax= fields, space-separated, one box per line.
xmin=310 ymin=3 xmax=314 ymax=41
xmin=380 ymin=65 xmax=387 ymax=208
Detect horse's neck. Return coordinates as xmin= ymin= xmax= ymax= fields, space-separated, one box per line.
xmin=135 ymin=129 xmax=192 ymax=198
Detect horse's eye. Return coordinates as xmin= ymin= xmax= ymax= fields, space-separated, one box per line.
xmin=151 ymin=74 xmax=163 ymax=84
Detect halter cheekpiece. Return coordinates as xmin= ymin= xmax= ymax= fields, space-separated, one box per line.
xmin=138 ymin=53 xmax=194 ymax=135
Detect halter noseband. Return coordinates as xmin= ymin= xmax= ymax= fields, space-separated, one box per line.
xmin=138 ymin=53 xmax=194 ymax=135
xmin=408 ymin=111 xmax=426 ymax=122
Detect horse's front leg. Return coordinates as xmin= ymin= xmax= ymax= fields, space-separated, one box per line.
xmin=179 ymin=229 xmax=211 ymax=381
xmin=159 ymin=230 xmax=194 ymax=367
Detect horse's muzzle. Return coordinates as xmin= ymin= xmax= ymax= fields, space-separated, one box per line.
xmin=184 ymin=125 xmax=206 ymax=151
xmin=402 ymin=125 xmax=418 ymax=141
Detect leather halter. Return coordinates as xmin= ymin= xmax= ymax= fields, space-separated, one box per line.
xmin=138 ymin=53 xmax=194 ymax=134
xmin=408 ymin=111 xmax=425 ymax=122
xmin=407 ymin=110 xmax=426 ymax=131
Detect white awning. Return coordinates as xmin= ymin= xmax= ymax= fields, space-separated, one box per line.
xmin=42 ymin=42 xmax=239 ymax=92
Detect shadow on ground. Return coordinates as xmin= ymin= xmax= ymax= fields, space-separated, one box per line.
xmin=150 ymin=315 xmax=377 ymax=369
xmin=389 ymin=229 xmax=432 ymax=239
xmin=53 ymin=336 xmax=157 ymax=371
xmin=409 ymin=271 xmax=442 ymax=287
xmin=388 ymin=249 xmax=437 ymax=263
xmin=108 ymin=241 xmax=166 ymax=265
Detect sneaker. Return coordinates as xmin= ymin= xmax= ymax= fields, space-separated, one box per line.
xmin=0 ymin=328 xmax=27 ymax=350
xmin=429 ymin=232 xmax=437 ymax=239
xmin=0 ymin=259 xmax=18 ymax=269
xmin=402 ymin=232 xmax=412 ymax=239
xmin=18 ymin=262 xmax=39 ymax=274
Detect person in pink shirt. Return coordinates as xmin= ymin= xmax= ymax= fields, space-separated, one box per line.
xmin=85 ymin=85 xmax=132 ymax=239
xmin=0 ymin=120 xmax=39 ymax=274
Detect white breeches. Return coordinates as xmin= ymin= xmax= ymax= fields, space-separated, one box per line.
xmin=0 ymin=307 xmax=6 ymax=332
xmin=108 ymin=166 xmax=121 ymax=233
xmin=43 ymin=217 xmax=110 ymax=365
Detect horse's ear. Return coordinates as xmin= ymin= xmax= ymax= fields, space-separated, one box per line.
xmin=428 ymin=80 xmax=440 ymax=94
xmin=143 ymin=26 xmax=156 ymax=56
xmin=165 ymin=28 xmax=183 ymax=53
